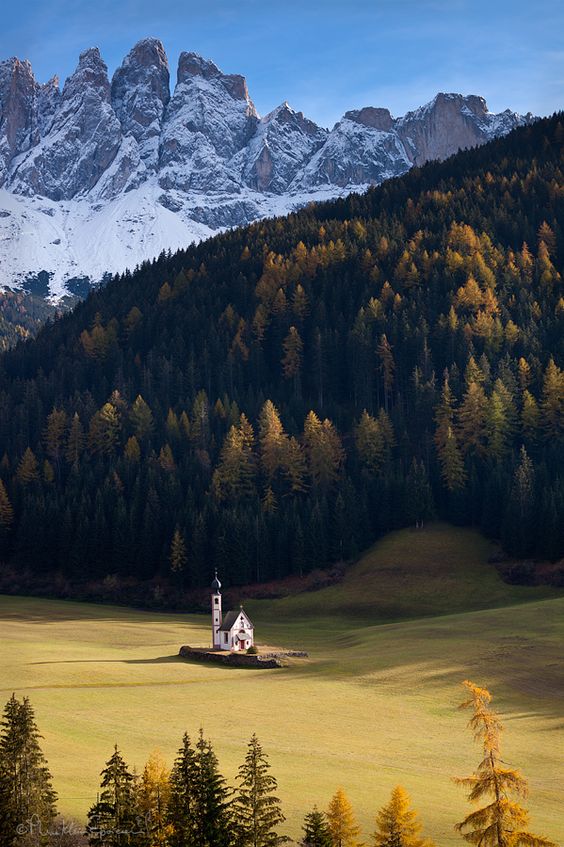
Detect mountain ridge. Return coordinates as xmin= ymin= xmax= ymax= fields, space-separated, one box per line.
xmin=0 ymin=37 xmax=536 ymax=297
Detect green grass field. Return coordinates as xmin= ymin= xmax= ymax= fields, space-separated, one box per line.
xmin=0 ymin=523 xmax=562 ymax=844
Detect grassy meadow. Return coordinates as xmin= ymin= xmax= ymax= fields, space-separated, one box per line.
xmin=0 ymin=523 xmax=562 ymax=844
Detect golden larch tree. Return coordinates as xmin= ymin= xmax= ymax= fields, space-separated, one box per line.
xmin=355 ymin=410 xmax=385 ymax=475
xmin=16 ymin=447 xmax=39 ymax=484
xmin=520 ymin=392 xmax=540 ymax=443
xmin=454 ymin=680 xmax=556 ymax=847
xmin=304 ymin=412 xmax=344 ymax=489
xmin=540 ymin=359 xmax=563 ymax=441
xmin=326 ymin=788 xmax=362 ymax=847
xmin=88 ymin=402 xmax=121 ymax=456
xmin=258 ymin=400 xmax=289 ymax=482
xmin=212 ymin=422 xmax=256 ymax=502
xmin=0 ymin=480 xmax=14 ymax=530
xmin=372 ymin=785 xmax=434 ymax=847
xmin=130 ymin=395 xmax=155 ymax=441
xmin=44 ymin=407 xmax=68 ymax=464
xmin=137 ymin=749 xmax=172 ymax=846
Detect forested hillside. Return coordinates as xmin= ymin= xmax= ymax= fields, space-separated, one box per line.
xmin=0 ymin=291 xmax=58 ymax=351
xmin=0 ymin=114 xmax=562 ymax=599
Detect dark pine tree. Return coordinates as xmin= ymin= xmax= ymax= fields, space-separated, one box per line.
xmin=232 ymin=734 xmax=287 ymax=847
xmin=301 ymin=806 xmax=332 ymax=847
xmin=87 ymin=745 xmax=143 ymax=847
xmin=0 ymin=693 xmax=57 ymax=847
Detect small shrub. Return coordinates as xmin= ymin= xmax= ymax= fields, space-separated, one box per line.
xmin=247 ymin=645 xmax=258 ymax=655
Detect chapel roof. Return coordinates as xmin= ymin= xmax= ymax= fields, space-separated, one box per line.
xmin=218 ymin=609 xmax=254 ymax=632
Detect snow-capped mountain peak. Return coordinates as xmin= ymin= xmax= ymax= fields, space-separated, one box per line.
xmin=0 ymin=39 xmax=537 ymax=297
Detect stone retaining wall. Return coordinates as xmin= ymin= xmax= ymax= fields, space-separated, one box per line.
xmin=179 ymin=646 xmax=282 ymax=668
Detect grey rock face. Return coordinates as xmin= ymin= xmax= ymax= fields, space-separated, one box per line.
xmin=111 ymin=37 xmax=170 ymax=171
xmin=236 ymin=103 xmax=328 ymax=193
xmin=183 ymin=197 xmax=265 ymax=228
xmin=344 ymin=107 xmax=394 ymax=131
xmin=10 ymin=48 xmax=123 ymax=200
xmin=293 ymin=93 xmax=533 ymax=192
xmin=0 ymin=58 xmax=38 ymax=182
xmin=292 ymin=115 xmax=411 ymax=190
xmin=37 ymin=77 xmax=61 ymax=137
xmin=395 ymin=92 xmax=532 ymax=165
xmin=158 ymin=52 xmax=258 ymax=193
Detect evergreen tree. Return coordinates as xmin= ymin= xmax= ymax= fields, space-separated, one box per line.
xmin=281 ymin=326 xmax=303 ymax=383
xmin=87 ymin=745 xmax=143 ymax=846
xmin=130 ymin=396 xmax=155 ymax=442
xmin=405 ymin=460 xmax=434 ymax=528
xmin=438 ymin=426 xmax=466 ymax=492
xmin=377 ymin=334 xmax=395 ymax=411
xmin=501 ymin=447 xmax=536 ymax=557
xmin=486 ymin=385 xmax=514 ymax=461
xmin=170 ymin=528 xmax=188 ymax=575
xmin=65 ymin=413 xmax=85 ymax=466
xmin=0 ymin=694 xmax=57 ymax=846
xmin=168 ymin=733 xmax=197 ymax=847
xmin=232 ymin=734 xmax=286 ymax=847
xmin=302 ymin=806 xmax=332 ymax=847
xmin=454 ymin=681 xmax=556 ymax=847
xmin=44 ymin=408 xmax=68 ymax=465
xmin=190 ymin=729 xmax=232 ymax=847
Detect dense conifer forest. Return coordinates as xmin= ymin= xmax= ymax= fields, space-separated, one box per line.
xmin=0 ymin=114 xmax=562 ymax=600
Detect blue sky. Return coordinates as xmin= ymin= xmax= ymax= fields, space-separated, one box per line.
xmin=2 ymin=0 xmax=562 ymax=127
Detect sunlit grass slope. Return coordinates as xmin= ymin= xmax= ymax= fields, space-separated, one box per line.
xmin=0 ymin=524 xmax=562 ymax=844
xmin=245 ymin=522 xmax=561 ymax=626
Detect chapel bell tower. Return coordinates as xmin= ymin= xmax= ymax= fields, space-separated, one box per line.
xmin=211 ymin=570 xmax=222 ymax=648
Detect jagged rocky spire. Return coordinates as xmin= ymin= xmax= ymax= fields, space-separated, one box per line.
xmin=111 ymin=37 xmax=170 ymax=171
xmin=9 ymin=47 xmax=123 ymax=199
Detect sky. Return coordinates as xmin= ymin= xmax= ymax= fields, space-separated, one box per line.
xmin=1 ymin=0 xmax=563 ymax=128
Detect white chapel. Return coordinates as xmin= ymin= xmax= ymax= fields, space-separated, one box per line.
xmin=211 ymin=571 xmax=255 ymax=651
